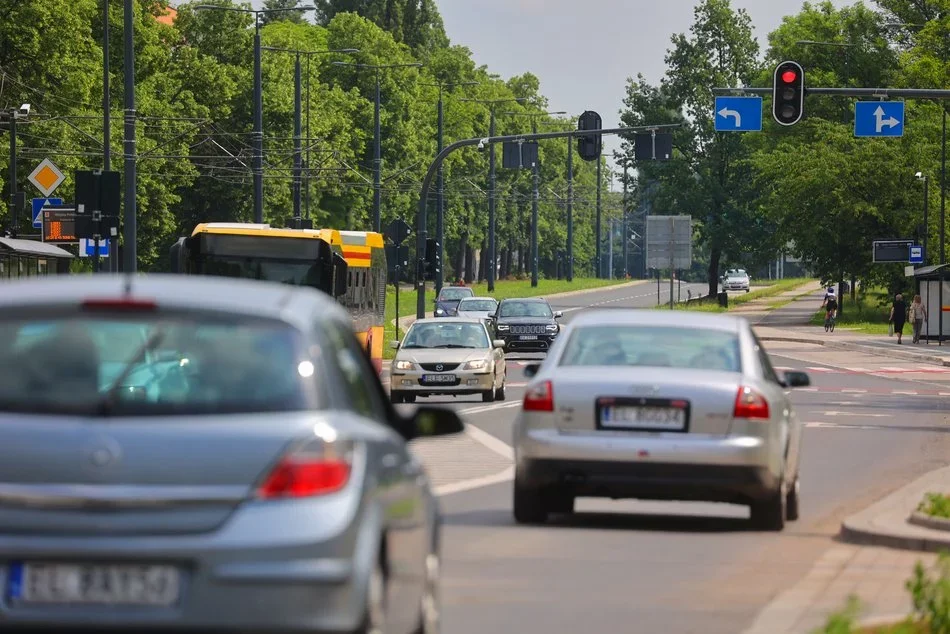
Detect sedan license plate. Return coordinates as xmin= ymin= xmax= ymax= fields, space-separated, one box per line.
xmin=519 ymin=335 xmax=538 ymax=340
xmin=601 ymin=405 xmax=686 ymax=431
xmin=8 ymin=562 xmax=180 ymax=606
xmin=422 ymin=374 xmax=457 ymax=384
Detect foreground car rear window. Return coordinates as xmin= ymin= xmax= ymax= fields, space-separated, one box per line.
xmin=0 ymin=314 xmax=316 ymax=416
xmin=559 ymin=325 xmax=741 ymax=372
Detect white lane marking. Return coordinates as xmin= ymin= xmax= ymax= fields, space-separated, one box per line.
xmin=840 ymin=389 xmax=867 ymax=393
xmin=459 ymin=401 xmax=521 ymax=415
xmin=822 ymin=411 xmax=891 ymax=418
xmin=774 ymin=351 xmax=950 ymax=390
xmin=893 ymin=390 xmax=918 ymax=395
xmin=462 ymin=423 xmax=514 ymax=460
xmin=433 ymin=466 xmax=513 ymax=497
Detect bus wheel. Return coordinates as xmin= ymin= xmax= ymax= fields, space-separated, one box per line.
xmin=390 ymin=392 xmax=404 ymax=404
xmin=404 ymin=394 xmax=417 ymax=403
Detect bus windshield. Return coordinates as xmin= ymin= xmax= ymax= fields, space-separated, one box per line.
xmin=198 ymin=257 xmax=327 ymax=288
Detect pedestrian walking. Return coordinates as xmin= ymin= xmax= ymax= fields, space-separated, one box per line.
xmin=911 ymin=294 xmax=929 ymax=344
xmin=889 ymin=293 xmax=908 ymax=344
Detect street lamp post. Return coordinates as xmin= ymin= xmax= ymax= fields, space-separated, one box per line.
xmin=421 ymin=81 xmax=478 ymax=293
xmin=194 ymin=5 xmax=314 ymax=226
xmin=503 ymin=110 xmax=567 ymax=287
xmin=263 ymin=46 xmax=358 ymax=227
xmin=333 ymin=61 xmax=423 ymax=233
xmin=917 ymin=171 xmax=930 ymax=264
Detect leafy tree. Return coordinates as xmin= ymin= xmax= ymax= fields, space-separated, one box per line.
xmin=261 ymin=0 xmax=308 ymax=25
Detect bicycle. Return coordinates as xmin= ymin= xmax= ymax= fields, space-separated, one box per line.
xmin=824 ymin=310 xmax=837 ymax=332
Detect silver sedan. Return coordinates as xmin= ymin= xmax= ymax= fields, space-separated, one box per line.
xmin=0 ymin=274 xmax=464 ymax=633
xmin=512 ymin=310 xmax=810 ymax=531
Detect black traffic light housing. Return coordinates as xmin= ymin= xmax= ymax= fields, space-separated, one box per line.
xmin=424 ymin=238 xmax=441 ymax=281
xmin=772 ymin=60 xmax=805 ymax=126
xmin=576 ymin=110 xmax=602 ymax=162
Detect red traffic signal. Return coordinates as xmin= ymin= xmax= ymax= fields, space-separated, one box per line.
xmin=772 ymin=60 xmax=805 ymax=126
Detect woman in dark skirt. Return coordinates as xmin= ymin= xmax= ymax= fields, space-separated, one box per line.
xmin=889 ymin=293 xmax=908 ymax=344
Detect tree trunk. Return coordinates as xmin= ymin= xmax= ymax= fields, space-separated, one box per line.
xmin=455 ymin=233 xmax=468 ymax=283
xmin=707 ymin=244 xmax=722 ymax=298
xmin=464 ymin=246 xmax=475 ymax=283
xmin=499 ymin=247 xmax=509 ymax=279
xmin=478 ymin=245 xmax=487 ymax=281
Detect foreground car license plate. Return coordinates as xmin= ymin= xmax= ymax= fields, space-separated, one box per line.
xmin=8 ymin=562 xmax=180 ymax=606
xmin=519 ymin=335 xmax=538 ymax=340
xmin=422 ymin=374 xmax=456 ymax=383
xmin=600 ymin=403 xmax=688 ymax=431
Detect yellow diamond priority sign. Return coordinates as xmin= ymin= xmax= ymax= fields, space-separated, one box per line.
xmin=28 ymin=158 xmax=65 ymax=197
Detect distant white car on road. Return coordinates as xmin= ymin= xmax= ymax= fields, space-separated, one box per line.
xmin=456 ymin=297 xmax=498 ymax=321
xmin=511 ymin=309 xmax=810 ymax=531
xmin=722 ymin=269 xmax=751 ymax=292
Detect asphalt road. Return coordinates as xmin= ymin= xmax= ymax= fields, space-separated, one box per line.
xmin=405 ymin=283 xmax=950 ymax=633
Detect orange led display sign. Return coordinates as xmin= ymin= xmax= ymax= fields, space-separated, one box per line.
xmin=42 ymin=208 xmax=79 ymax=244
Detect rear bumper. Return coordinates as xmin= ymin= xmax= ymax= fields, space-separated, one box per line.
xmin=0 ymin=494 xmax=394 ymax=633
xmin=515 ymin=428 xmax=782 ymax=504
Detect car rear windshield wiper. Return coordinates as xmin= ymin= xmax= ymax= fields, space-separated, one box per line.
xmin=97 ymin=327 xmax=167 ymax=415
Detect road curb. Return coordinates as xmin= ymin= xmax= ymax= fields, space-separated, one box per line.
xmin=755 ymin=334 xmax=950 ymax=368
xmin=908 ymin=510 xmax=950 ymax=532
xmin=840 ymin=465 xmax=950 ymax=553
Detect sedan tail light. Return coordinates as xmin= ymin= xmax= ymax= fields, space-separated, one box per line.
xmin=257 ymin=437 xmax=354 ymax=500
xmin=523 ymin=380 xmax=554 ymax=412
xmin=733 ymin=386 xmax=770 ymax=420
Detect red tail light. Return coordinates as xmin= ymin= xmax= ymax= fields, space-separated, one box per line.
xmin=733 ymin=386 xmax=770 ymax=420
xmin=82 ymin=298 xmax=157 ymax=311
xmin=257 ymin=442 xmax=353 ymax=499
xmin=523 ymin=380 xmax=554 ymax=412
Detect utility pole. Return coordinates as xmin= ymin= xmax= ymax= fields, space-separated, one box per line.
xmin=7 ymin=112 xmax=16 ymax=237
xmin=622 ymin=162 xmax=629 ymax=279
xmin=293 ymin=54 xmax=302 ymax=226
xmin=595 ymin=155 xmax=602 ymax=278
xmin=333 ymin=61 xmax=423 ymax=232
xmin=195 ymin=6 xmax=315 ymax=228
xmin=103 ymin=0 xmax=117 ymax=272
xmin=566 ymin=135 xmax=573 ymax=281
xmin=532 ymin=119 xmax=540 ymax=287
xmin=123 ymin=0 xmax=136 ymax=271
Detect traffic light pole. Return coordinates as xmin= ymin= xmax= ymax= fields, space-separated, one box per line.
xmin=412 ymin=123 xmax=684 ymax=318
xmin=435 ymin=96 xmax=444 ymax=294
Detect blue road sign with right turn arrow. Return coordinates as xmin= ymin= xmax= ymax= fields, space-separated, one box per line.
xmin=854 ymin=101 xmax=904 ymax=137
xmin=714 ymin=96 xmax=763 ymax=132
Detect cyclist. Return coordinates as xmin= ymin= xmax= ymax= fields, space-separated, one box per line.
xmin=822 ymin=289 xmax=838 ymax=332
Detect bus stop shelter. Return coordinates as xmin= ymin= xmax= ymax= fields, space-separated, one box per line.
xmin=0 ymin=237 xmax=75 ymax=279
xmin=908 ymin=264 xmax=949 ymax=342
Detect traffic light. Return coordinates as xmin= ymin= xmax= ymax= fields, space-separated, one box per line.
xmin=576 ymin=110 xmax=602 ymax=162
xmin=424 ymin=238 xmax=441 ymax=281
xmin=772 ymin=60 xmax=805 ymax=126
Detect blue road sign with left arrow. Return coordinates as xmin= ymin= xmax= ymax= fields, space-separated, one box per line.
xmin=854 ymin=101 xmax=905 ymax=137
xmin=31 ymin=197 xmax=62 ymax=229
xmin=714 ymin=96 xmax=763 ymax=132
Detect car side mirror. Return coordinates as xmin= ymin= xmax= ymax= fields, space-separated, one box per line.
xmin=782 ymin=370 xmax=810 ymax=388
xmin=554 ymin=311 xmax=563 ymax=319
xmin=390 ymin=341 xmax=400 ymax=350
xmin=493 ymin=339 xmax=506 ymax=349
xmin=523 ymin=362 xmax=541 ymax=378
xmin=403 ymin=406 xmax=465 ymax=441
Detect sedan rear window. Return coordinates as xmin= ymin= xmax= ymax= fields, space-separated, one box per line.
xmin=559 ymin=325 xmax=741 ymax=372
xmin=458 ymin=299 xmax=497 ymax=311
xmin=0 ymin=314 xmax=316 ymax=416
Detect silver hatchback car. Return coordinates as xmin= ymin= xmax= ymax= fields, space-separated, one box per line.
xmin=0 ymin=274 xmax=463 ymax=633
xmin=512 ymin=310 xmax=810 ymax=531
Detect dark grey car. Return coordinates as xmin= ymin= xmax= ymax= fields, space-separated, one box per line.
xmin=0 ymin=274 xmax=463 ymax=633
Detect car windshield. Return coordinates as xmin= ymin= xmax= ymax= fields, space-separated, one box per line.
xmin=438 ymin=288 xmax=473 ymax=301
xmin=560 ymin=325 xmax=741 ymax=372
xmin=401 ymin=322 xmax=490 ymax=349
xmin=458 ymin=299 xmax=497 ymax=312
xmin=0 ymin=314 xmax=316 ymax=416
xmin=500 ymin=301 xmax=552 ymax=318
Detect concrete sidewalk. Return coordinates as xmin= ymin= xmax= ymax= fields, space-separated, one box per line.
xmin=750 ymin=286 xmax=950 ymax=368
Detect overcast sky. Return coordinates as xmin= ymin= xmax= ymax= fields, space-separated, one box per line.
xmin=436 ymin=0 xmax=854 ymax=186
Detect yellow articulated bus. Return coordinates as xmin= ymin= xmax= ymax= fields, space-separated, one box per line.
xmin=169 ymin=223 xmax=387 ymax=373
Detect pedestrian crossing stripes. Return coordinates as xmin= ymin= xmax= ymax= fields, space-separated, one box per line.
xmin=774 ymin=365 xmax=950 ymax=375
